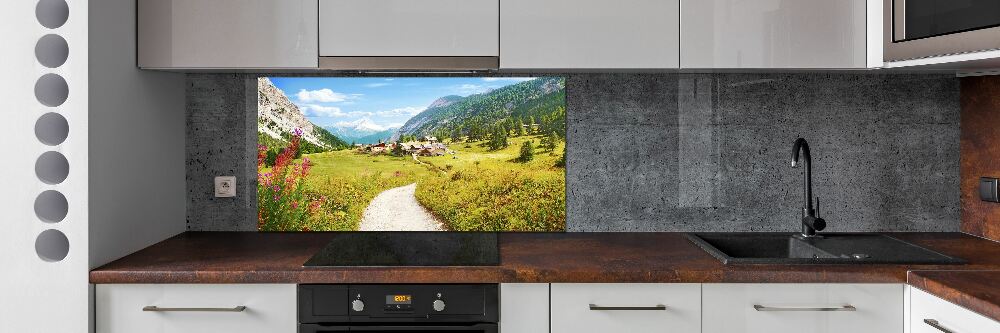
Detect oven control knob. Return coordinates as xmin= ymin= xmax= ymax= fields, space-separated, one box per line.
xmin=432 ymin=299 xmax=446 ymax=312
xmin=351 ymin=299 xmax=365 ymax=312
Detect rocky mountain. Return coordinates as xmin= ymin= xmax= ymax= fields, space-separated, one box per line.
xmin=394 ymin=77 xmax=565 ymax=140
xmin=428 ymin=95 xmax=463 ymax=109
xmin=257 ymin=78 xmax=347 ymax=149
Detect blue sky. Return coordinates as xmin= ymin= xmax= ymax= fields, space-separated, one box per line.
xmin=267 ymin=77 xmax=537 ymax=131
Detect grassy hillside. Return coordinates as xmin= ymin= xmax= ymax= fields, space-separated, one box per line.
xmin=415 ymin=135 xmax=566 ymax=231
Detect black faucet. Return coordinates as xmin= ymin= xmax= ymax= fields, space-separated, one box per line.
xmin=791 ymin=138 xmax=826 ymax=237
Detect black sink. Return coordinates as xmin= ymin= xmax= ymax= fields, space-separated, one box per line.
xmin=686 ymin=233 xmax=965 ymax=265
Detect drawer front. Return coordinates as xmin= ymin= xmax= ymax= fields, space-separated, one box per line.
xmin=96 ymin=284 xmax=296 ymax=333
xmin=910 ymin=287 xmax=1000 ymax=333
xmin=703 ymin=283 xmax=903 ymax=333
xmin=551 ymin=283 xmax=700 ymax=333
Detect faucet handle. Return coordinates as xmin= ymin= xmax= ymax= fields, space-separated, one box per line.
xmin=815 ymin=196 xmax=820 ymax=218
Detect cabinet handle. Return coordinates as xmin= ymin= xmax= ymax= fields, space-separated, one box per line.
xmin=143 ymin=306 xmax=247 ymax=312
xmin=589 ymin=304 xmax=667 ymax=311
xmin=923 ymin=319 xmax=955 ymax=333
xmin=753 ymin=304 xmax=856 ymax=312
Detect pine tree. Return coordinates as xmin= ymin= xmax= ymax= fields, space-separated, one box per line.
xmin=554 ymin=145 xmax=566 ymax=167
xmin=541 ymin=131 xmax=559 ymax=152
xmin=488 ymin=126 xmax=508 ymax=151
xmin=517 ymin=140 xmax=534 ymax=162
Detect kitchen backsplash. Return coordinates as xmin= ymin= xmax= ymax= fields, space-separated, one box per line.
xmin=187 ymin=73 xmax=960 ymax=232
xmin=960 ymin=75 xmax=1000 ymax=242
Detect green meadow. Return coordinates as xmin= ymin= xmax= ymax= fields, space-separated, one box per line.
xmin=296 ymin=134 xmax=566 ymax=231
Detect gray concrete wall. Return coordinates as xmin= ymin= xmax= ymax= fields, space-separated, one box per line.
xmin=186 ymin=73 xmax=960 ymax=232
xmin=186 ymin=75 xmax=258 ymax=231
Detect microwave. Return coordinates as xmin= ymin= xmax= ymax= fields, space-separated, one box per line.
xmin=884 ymin=0 xmax=1000 ymax=62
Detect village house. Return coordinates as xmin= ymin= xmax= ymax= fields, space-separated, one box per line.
xmin=359 ymin=140 xmax=449 ymax=156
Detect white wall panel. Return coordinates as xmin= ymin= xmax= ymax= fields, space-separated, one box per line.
xmin=0 ymin=0 xmax=90 ymax=332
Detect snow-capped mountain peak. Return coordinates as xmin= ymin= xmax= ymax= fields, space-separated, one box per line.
xmin=333 ymin=118 xmax=388 ymax=133
xmin=325 ymin=118 xmax=400 ymax=143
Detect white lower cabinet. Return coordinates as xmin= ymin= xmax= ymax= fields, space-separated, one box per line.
xmin=500 ymin=283 xmax=550 ymax=333
xmin=910 ymin=287 xmax=1000 ymax=333
xmin=550 ymin=283 xmax=701 ymax=333
xmin=702 ymin=284 xmax=904 ymax=333
xmin=96 ymin=284 xmax=297 ymax=333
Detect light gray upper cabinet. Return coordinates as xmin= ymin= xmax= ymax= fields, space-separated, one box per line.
xmin=681 ymin=0 xmax=880 ymax=69
xmin=138 ymin=0 xmax=318 ymax=69
xmin=318 ymin=0 xmax=499 ymax=58
xmin=500 ymin=0 xmax=681 ymax=69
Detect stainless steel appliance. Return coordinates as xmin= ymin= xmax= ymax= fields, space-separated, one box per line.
xmin=299 ymin=284 xmax=499 ymax=332
xmin=885 ymin=0 xmax=1000 ymax=61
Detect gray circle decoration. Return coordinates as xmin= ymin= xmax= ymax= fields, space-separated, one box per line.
xmin=34 ymin=190 xmax=68 ymax=223
xmin=35 ymin=151 xmax=70 ymax=185
xmin=35 ymin=229 xmax=70 ymax=262
xmin=36 ymin=0 xmax=70 ymax=29
xmin=35 ymin=73 xmax=69 ymax=107
xmin=35 ymin=34 xmax=69 ymax=68
xmin=35 ymin=112 xmax=69 ymax=146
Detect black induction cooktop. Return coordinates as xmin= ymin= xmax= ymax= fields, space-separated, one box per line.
xmin=303 ymin=232 xmax=500 ymax=267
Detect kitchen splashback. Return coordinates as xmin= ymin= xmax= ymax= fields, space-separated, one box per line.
xmin=186 ymin=73 xmax=960 ymax=232
xmin=256 ymin=76 xmax=566 ymax=232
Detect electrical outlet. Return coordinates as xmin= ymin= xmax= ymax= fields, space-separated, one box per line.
xmin=215 ymin=176 xmax=236 ymax=198
xmin=980 ymin=177 xmax=999 ymax=202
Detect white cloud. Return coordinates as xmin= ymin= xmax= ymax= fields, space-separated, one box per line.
xmin=298 ymin=104 xmax=345 ymax=117
xmin=295 ymin=88 xmax=358 ymax=103
xmin=376 ymin=106 xmax=425 ymax=117
xmin=481 ymin=77 xmax=535 ymax=82
xmin=298 ymin=104 xmax=373 ymax=118
xmin=364 ymin=83 xmax=390 ymax=88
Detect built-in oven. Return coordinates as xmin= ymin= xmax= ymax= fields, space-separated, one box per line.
xmin=884 ymin=0 xmax=1000 ymax=61
xmin=299 ymin=284 xmax=499 ymax=333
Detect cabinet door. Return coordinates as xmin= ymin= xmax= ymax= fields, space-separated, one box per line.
xmin=681 ymin=0 xmax=869 ymax=68
xmin=319 ymin=0 xmax=499 ymax=57
xmin=910 ymin=287 xmax=1000 ymax=333
xmin=702 ymin=284 xmax=903 ymax=333
xmin=550 ymin=283 xmax=700 ymax=333
xmin=500 ymin=284 xmax=549 ymax=333
xmin=501 ymin=0 xmax=680 ymax=69
xmin=96 ymin=284 xmax=297 ymax=333
xmin=138 ymin=0 xmax=318 ymax=69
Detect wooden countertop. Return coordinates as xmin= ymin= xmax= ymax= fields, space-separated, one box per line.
xmin=91 ymin=232 xmax=1000 ymax=284
xmin=908 ymin=270 xmax=1000 ymax=322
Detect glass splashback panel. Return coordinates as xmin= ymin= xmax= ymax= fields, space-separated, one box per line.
xmin=257 ymin=77 xmax=566 ymax=232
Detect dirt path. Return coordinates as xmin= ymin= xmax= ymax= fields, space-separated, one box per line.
xmin=358 ymin=183 xmax=445 ymax=231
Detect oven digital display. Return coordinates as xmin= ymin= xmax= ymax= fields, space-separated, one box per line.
xmin=386 ymin=295 xmax=412 ymax=304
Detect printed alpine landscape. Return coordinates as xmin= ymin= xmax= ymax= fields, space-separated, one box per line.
xmin=257 ymin=77 xmax=566 ymax=232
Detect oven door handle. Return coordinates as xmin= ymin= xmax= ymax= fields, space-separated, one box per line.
xmin=347 ymin=323 xmax=498 ymax=332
